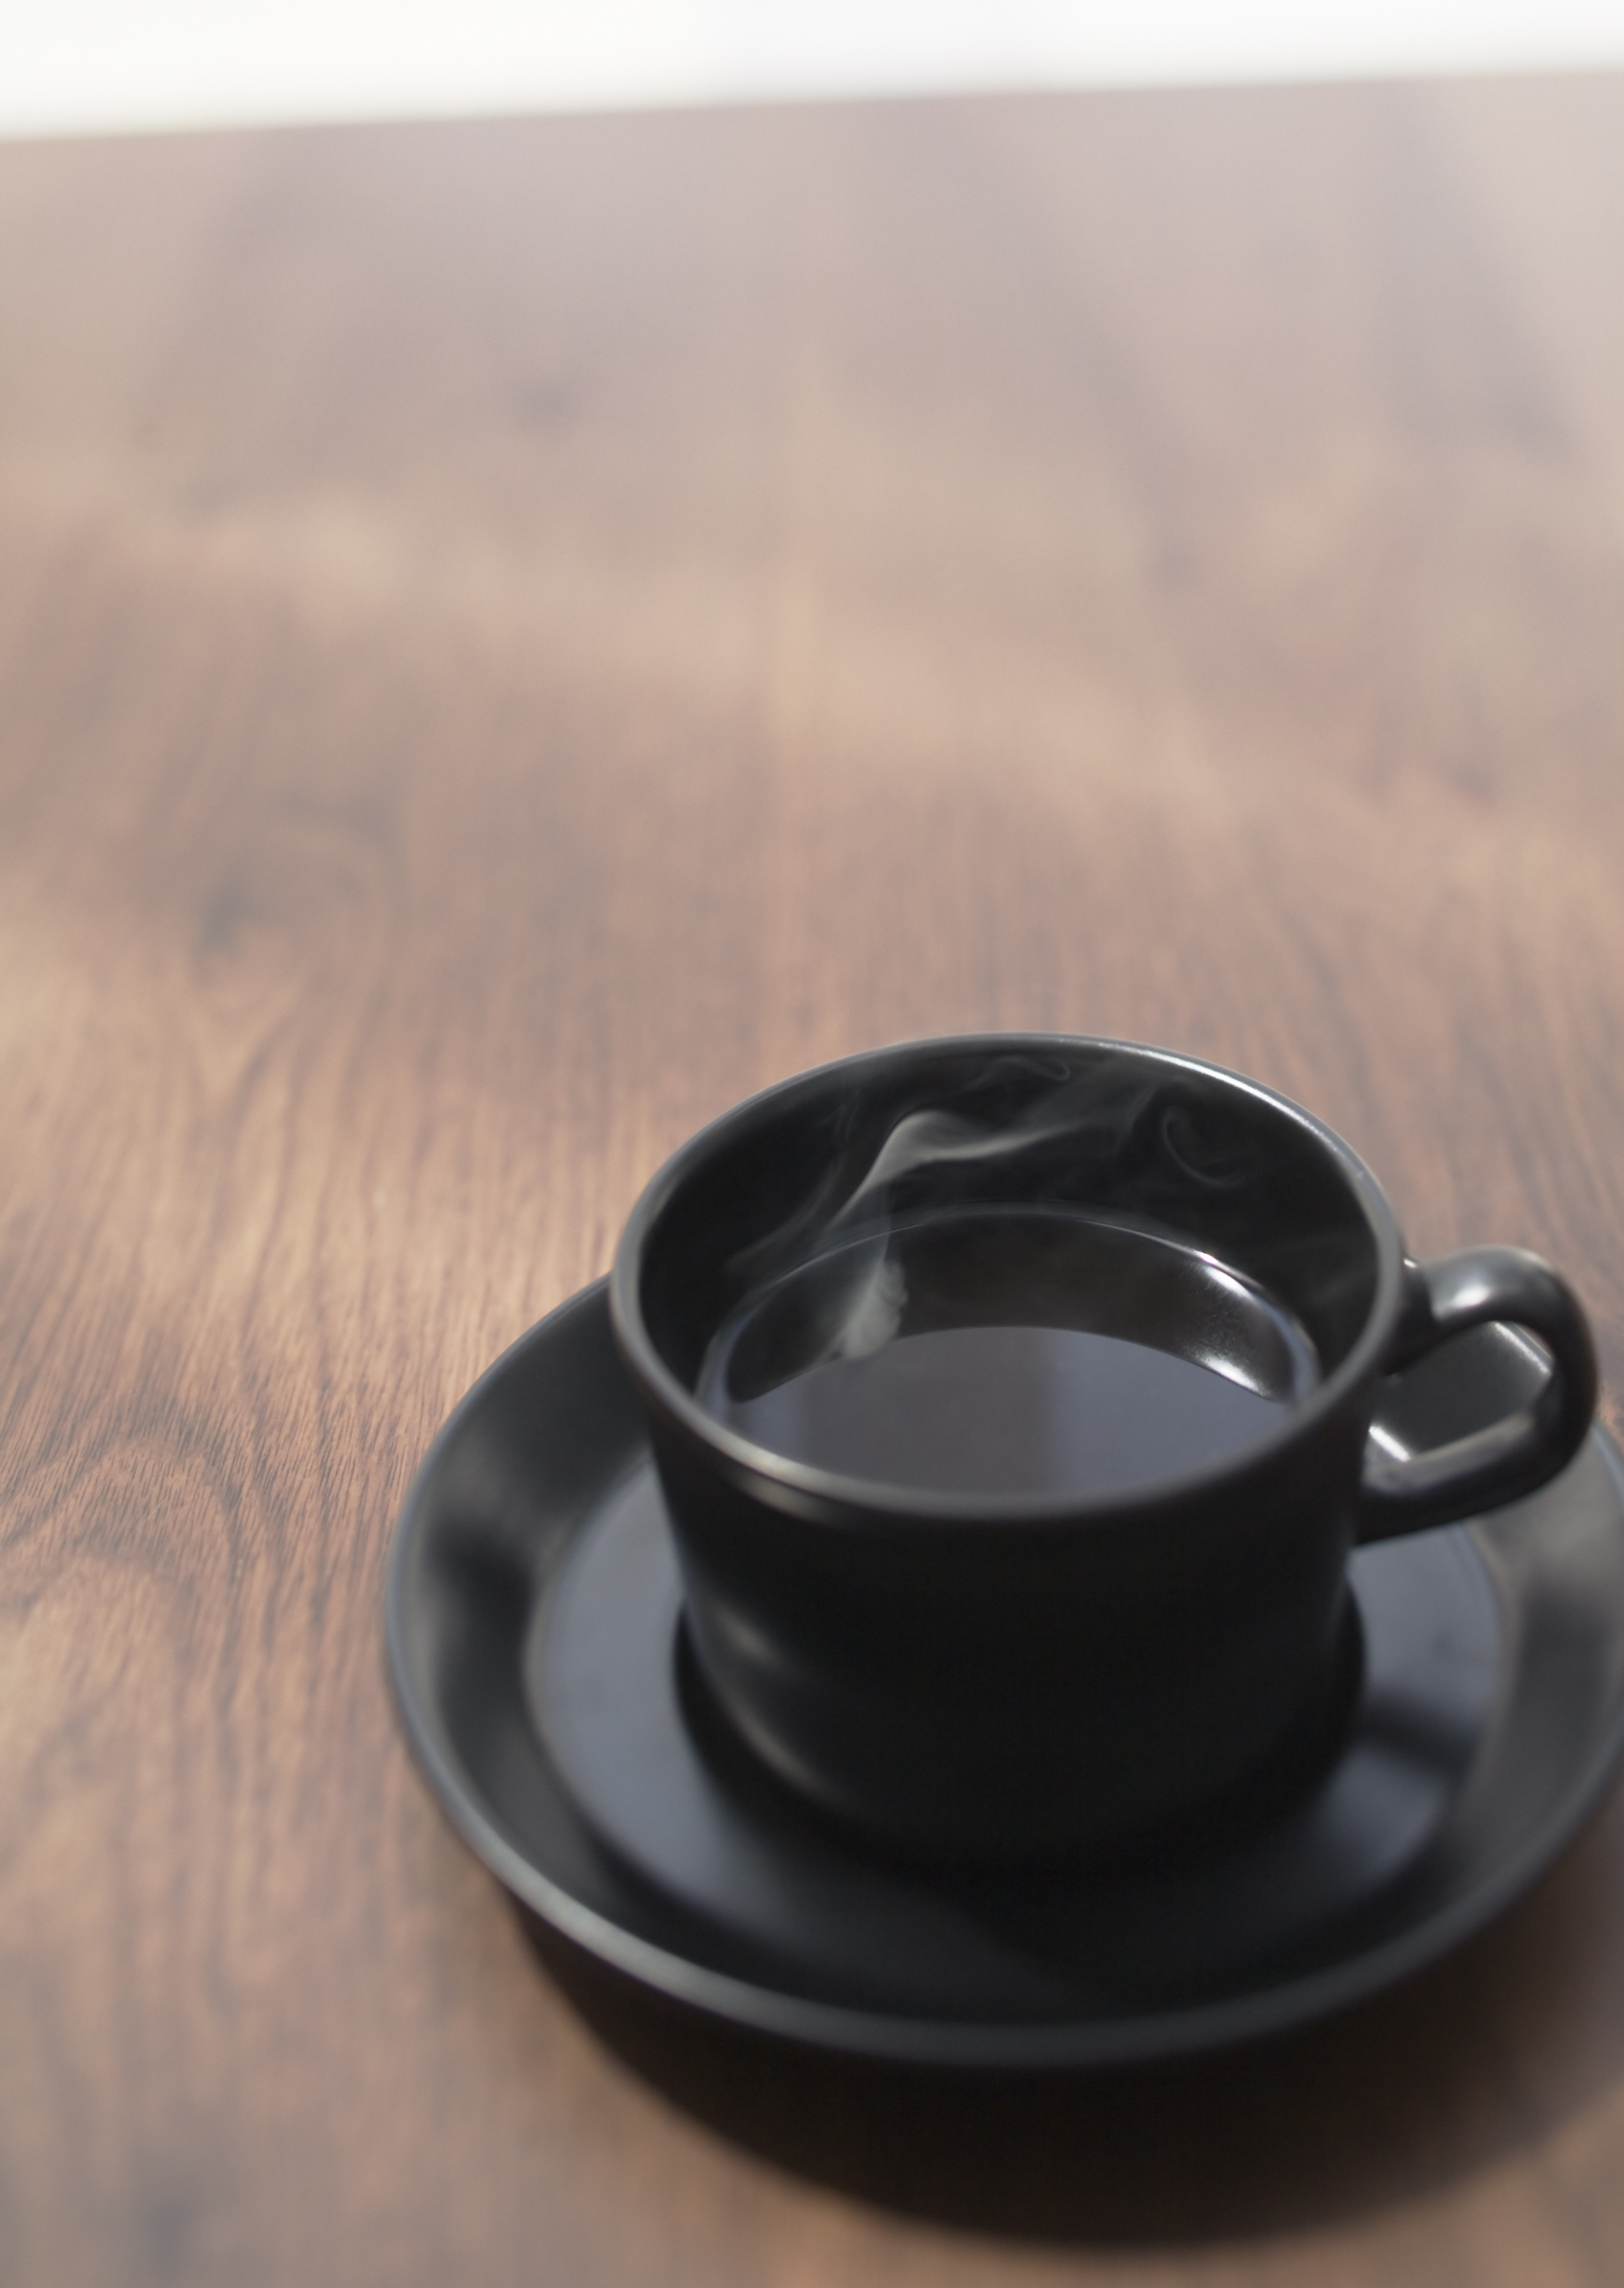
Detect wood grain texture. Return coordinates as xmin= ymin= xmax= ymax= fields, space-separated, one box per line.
xmin=4 ymin=73 xmax=1624 ymax=2288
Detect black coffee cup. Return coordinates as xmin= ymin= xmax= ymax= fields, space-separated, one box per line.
xmin=610 ymin=1037 xmax=1597 ymax=1864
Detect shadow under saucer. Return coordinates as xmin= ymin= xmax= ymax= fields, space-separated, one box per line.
xmin=522 ymin=1798 xmax=1624 ymax=2248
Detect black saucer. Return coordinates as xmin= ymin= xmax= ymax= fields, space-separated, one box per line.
xmin=386 ymin=1281 xmax=1624 ymax=2068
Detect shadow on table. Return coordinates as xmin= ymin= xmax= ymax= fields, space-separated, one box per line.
xmin=520 ymin=1815 xmax=1624 ymax=2248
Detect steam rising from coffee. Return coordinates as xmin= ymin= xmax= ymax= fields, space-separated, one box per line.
xmin=695 ymin=1054 xmax=1322 ymax=1494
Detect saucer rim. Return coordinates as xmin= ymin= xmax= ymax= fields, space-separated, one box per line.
xmin=385 ymin=1277 xmax=1624 ymax=2069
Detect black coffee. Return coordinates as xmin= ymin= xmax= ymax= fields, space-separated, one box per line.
xmin=697 ymin=1209 xmax=1320 ymax=1500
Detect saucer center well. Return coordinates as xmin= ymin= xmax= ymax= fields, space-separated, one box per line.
xmin=528 ymin=1464 xmax=1503 ymax=2020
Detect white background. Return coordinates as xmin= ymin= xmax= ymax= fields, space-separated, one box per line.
xmin=4 ymin=2 xmax=1624 ymax=140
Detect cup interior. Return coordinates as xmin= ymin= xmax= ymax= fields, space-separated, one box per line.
xmin=626 ymin=1039 xmax=1389 ymax=1498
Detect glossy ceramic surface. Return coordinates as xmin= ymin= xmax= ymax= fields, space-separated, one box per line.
xmin=610 ymin=1036 xmax=1597 ymax=1859
xmin=386 ymin=1280 xmax=1624 ymax=2068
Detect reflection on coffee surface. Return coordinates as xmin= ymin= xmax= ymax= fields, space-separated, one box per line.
xmin=698 ymin=1209 xmax=1321 ymax=1498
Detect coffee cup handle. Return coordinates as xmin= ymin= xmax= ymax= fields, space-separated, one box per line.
xmin=1356 ymin=1246 xmax=1598 ymax=1543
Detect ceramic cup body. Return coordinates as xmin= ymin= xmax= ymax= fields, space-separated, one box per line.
xmin=610 ymin=1037 xmax=1597 ymax=1864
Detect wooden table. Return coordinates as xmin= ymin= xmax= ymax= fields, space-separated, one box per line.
xmin=5 ymin=71 xmax=1624 ymax=2288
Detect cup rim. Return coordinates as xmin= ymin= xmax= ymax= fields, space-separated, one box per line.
xmin=610 ymin=1033 xmax=1406 ymax=1526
